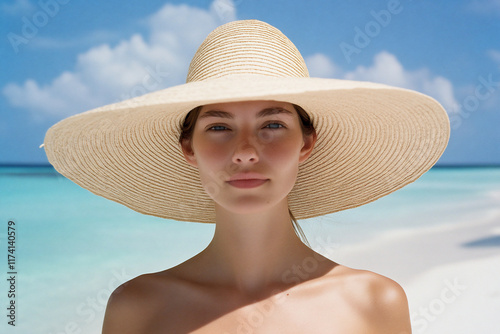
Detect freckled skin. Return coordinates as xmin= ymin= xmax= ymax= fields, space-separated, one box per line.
xmin=102 ymin=101 xmax=412 ymax=334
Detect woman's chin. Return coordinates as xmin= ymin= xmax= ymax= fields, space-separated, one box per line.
xmin=213 ymin=195 xmax=290 ymax=217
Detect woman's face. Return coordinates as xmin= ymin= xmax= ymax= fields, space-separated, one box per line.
xmin=181 ymin=100 xmax=316 ymax=215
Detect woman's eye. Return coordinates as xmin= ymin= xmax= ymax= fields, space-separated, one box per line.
xmin=208 ymin=125 xmax=228 ymax=131
xmin=207 ymin=123 xmax=285 ymax=132
xmin=265 ymin=123 xmax=285 ymax=129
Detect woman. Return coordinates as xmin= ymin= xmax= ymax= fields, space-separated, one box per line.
xmin=43 ymin=20 xmax=449 ymax=333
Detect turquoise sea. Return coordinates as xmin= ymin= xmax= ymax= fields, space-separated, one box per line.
xmin=1 ymin=166 xmax=499 ymax=333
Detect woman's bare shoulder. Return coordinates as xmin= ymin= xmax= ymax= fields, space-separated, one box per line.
xmin=331 ymin=264 xmax=407 ymax=297
xmin=101 ymin=270 xmax=183 ymax=333
xmin=327 ymin=265 xmax=412 ymax=333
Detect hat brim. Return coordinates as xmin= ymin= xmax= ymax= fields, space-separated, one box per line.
xmin=44 ymin=74 xmax=450 ymax=223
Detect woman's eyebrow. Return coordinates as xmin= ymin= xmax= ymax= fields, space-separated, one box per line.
xmin=198 ymin=107 xmax=294 ymax=120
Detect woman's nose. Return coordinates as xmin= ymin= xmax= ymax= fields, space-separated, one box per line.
xmin=232 ymin=136 xmax=260 ymax=164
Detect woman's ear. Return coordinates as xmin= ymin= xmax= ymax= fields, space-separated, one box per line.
xmin=299 ymin=130 xmax=317 ymax=164
xmin=181 ymin=139 xmax=197 ymax=168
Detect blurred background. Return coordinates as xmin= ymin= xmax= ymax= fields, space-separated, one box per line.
xmin=1 ymin=0 xmax=499 ymax=333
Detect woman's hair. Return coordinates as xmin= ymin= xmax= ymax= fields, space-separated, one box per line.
xmin=178 ymin=104 xmax=315 ymax=247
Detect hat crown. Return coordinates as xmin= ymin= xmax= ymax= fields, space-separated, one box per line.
xmin=186 ymin=20 xmax=309 ymax=82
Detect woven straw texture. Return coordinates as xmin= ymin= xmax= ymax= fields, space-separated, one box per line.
xmin=43 ymin=20 xmax=450 ymax=223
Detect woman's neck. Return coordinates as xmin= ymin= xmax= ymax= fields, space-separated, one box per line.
xmin=196 ymin=198 xmax=316 ymax=296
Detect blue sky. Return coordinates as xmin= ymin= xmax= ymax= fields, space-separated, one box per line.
xmin=1 ymin=0 xmax=499 ymax=165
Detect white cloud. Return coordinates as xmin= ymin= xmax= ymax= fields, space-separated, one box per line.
xmin=305 ymin=53 xmax=337 ymax=78
xmin=466 ymin=0 xmax=500 ymax=16
xmin=210 ymin=0 xmax=237 ymax=23
xmin=3 ymin=1 xmax=236 ymax=118
xmin=304 ymin=51 xmax=459 ymax=114
xmin=1 ymin=0 xmax=34 ymax=16
xmin=344 ymin=51 xmax=460 ymax=113
xmin=3 ymin=73 xmax=98 ymax=120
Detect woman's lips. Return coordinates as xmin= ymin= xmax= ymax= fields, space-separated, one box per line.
xmin=226 ymin=179 xmax=269 ymax=188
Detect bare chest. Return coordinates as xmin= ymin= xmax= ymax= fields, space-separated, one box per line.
xmin=143 ymin=286 xmax=366 ymax=333
xmin=188 ymin=301 xmax=360 ymax=334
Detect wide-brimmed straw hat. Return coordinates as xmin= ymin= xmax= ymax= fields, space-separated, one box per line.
xmin=43 ymin=19 xmax=450 ymax=223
